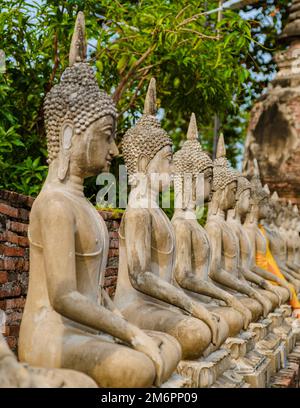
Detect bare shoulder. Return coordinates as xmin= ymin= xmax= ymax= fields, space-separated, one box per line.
xmin=124 ymin=207 xmax=151 ymax=225
xmin=172 ymin=217 xmax=191 ymax=235
xmin=32 ymin=190 xmax=75 ymax=222
xmin=205 ymin=219 xmax=220 ymax=231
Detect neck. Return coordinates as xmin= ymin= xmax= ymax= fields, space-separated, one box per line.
xmin=244 ymin=204 xmax=259 ymax=226
xmin=174 ymin=207 xmax=197 ymax=220
xmin=208 ymin=204 xmax=226 ymax=219
xmin=128 ymin=177 xmax=159 ymax=209
xmin=227 ymin=208 xmax=242 ymax=223
xmin=44 ymin=160 xmax=85 ymax=197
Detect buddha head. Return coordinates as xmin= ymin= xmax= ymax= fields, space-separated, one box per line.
xmin=276 ymin=200 xmax=288 ymax=227
xmin=210 ymin=134 xmax=238 ymax=214
xmin=234 ymin=174 xmax=252 ymax=218
xmin=44 ymin=12 xmax=118 ymax=181
xmin=270 ymin=191 xmax=280 ymax=225
xmin=286 ymin=200 xmax=295 ymax=229
xmin=122 ymin=78 xmax=173 ymax=194
xmin=249 ymin=159 xmax=269 ymax=221
xmin=173 ymin=113 xmax=213 ymax=210
xmin=292 ymin=205 xmax=300 ymax=233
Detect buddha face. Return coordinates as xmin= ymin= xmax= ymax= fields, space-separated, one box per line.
xmin=258 ymin=198 xmax=269 ymax=220
xmin=203 ymin=168 xmax=213 ymax=203
xmin=236 ymin=188 xmax=251 ymax=217
xmin=70 ymin=115 xmax=118 ymax=177
xmin=138 ymin=145 xmax=173 ymax=193
xmin=222 ymin=180 xmax=237 ymax=211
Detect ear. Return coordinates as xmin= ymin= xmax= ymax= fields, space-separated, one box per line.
xmin=61 ymin=122 xmax=74 ymax=150
xmin=137 ymin=153 xmax=149 ymax=173
xmin=58 ymin=122 xmax=74 ymax=181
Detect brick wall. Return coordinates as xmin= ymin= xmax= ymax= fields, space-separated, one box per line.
xmin=0 ymin=189 xmax=122 ymax=353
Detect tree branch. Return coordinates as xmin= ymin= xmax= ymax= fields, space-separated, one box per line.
xmin=118 ymin=71 xmax=150 ymax=117
xmin=113 ymin=44 xmax=156 ymax=103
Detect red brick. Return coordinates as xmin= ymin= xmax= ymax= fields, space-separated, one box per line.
xmin=18 ymin=208 xmax=30 ymax=221
xmin=0 ymin=271 xmax=8 ymax=284
xmin=7 ymin=325 xmax=20 ymax=337
xmin=9 ymin=221 xmax=28 ymax=235
xmin=3 ymin=258 xmax=24 ymax=271
xmin=0 ymin=244 xmax=25 ymax=257
xmin=109 ymin=231 xmax=119 ymax=239
xmin=0 ymin=299 xmax=6 ymax=309
xmin=27 ymin=196 xmax=34 ymax=207
xmin=108 ymin=249 xmax=119 ymax=257
xmin=0 ymin=203 xmax=18 ymax=218
xmin=6 ymin=311 xmax=23 ymax=322
xmin=105 ymin=286 xmax=115 ymax=298
xmin=112 ymin=221 xmax=120 ymax=229
xmin=104 ymin=276 xmax=117 ymax=286
xmin=5 ymin=298 xmax=26 ymax=309
xmin=18 ymin=236 xmax=29 ymax=247
xmin=105 ymin=267 xmax=118 ymax=277
xmin=0 ymin=283 xmax=22 ymax=299
xmin=3 ymin=231 xmax=19 ymax=245
xmin=5 ymin=336 xmax=17 ymax=350
xmin=109 ymin=240 xmax=119 ymax=249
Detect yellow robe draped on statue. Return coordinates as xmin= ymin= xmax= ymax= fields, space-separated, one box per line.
xmin=256 ymin=225 xmax=300 ymax=314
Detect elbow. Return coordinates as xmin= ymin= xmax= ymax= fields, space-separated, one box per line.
xmin=50 ymin=290 xmax=76 ymax=315
xmin=208 ymin=267 xmax=218 ymax=280
xmin=128 ymin=271 xmax=147 ymax=292
xmin=174 ymin=269 xmax=188 ymax=287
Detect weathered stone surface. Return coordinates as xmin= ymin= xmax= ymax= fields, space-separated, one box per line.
xmin=243 ymin=0 xmax=300 ymax=205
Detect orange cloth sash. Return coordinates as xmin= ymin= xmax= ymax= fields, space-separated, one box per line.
xmin=256 ymin=226 xmax=300 ymax=310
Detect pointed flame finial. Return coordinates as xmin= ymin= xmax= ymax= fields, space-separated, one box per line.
xmin=69 ymin=11 xmax=87 ymax=66
xmin=216 ymin=132 xmax=226 ymax=159
xmin=271 ymin=191 xmax=279 ymax=202
xmin=253 ymin=158 xmax=261 ymax=177
xmin=143 ymin=78 xmax=157 ymax=115
xmin=187 ymin=113 xmax=198 ymax=141
xmin=263 ymin=184 xmax=270 ymax=195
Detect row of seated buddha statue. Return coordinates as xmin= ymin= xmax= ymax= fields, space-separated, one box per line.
xmin=2 ymin=12 xmax=300 ymax=388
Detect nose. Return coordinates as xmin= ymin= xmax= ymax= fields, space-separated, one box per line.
xmin=109 ymin=141 xmax=119 ymax=158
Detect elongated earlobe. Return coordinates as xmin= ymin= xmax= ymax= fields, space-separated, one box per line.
xmin=58 ymin=124 xmax=73 ymax=181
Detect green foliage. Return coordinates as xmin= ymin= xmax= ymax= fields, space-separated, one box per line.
xmin=0 ymin=0 xmax=254 ymax=197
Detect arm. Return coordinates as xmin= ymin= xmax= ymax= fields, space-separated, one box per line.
xmin=173 ymin=221 xmax=254 ymax=316
xmin=205 ymin=221 xmax=261 ymax=297
xmin=245 ymin=226 xmax=293 ymax=300
xmin=204 ymin=221 xmax=252 ymax=327
xmin=125 ymin=209 xmax=219 ymax=345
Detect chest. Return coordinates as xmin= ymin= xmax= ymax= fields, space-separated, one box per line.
xmin=190 ymin=222 xmax=211 ymax=264
xmin=255 ymin=228 xmax=267 ymax=253
xmin=150 ymin=209 xmax=174 ymax=255
xmin=73 ymin=200 xmax=108 ymax=255
xmin=221 ymin=220 xmax=238 ymax=258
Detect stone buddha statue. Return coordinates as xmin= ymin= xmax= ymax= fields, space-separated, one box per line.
xmin=226 ymin=175 xmax=281 ymax=312
xmin=0 ymin=334 xmax=96 ymax=388
xmin=290 ymin=205 xmax=300 ymax=273
xmin=114 ymin=80 xmax=223 ymax=360
xmin=18 ymin=12 xmax=181 ymax=388
xmin=263 ymin=194 xmax=300 ymax=292
xmin=171 ymin=113 xmax=251 ymax=337
xmin=242 ymin=162 xmax=292 ymax=306
xmin=283 ymin=203 xmax=300 ymax=282
xmin=205 ymin=135 xmax=266 ymax=323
